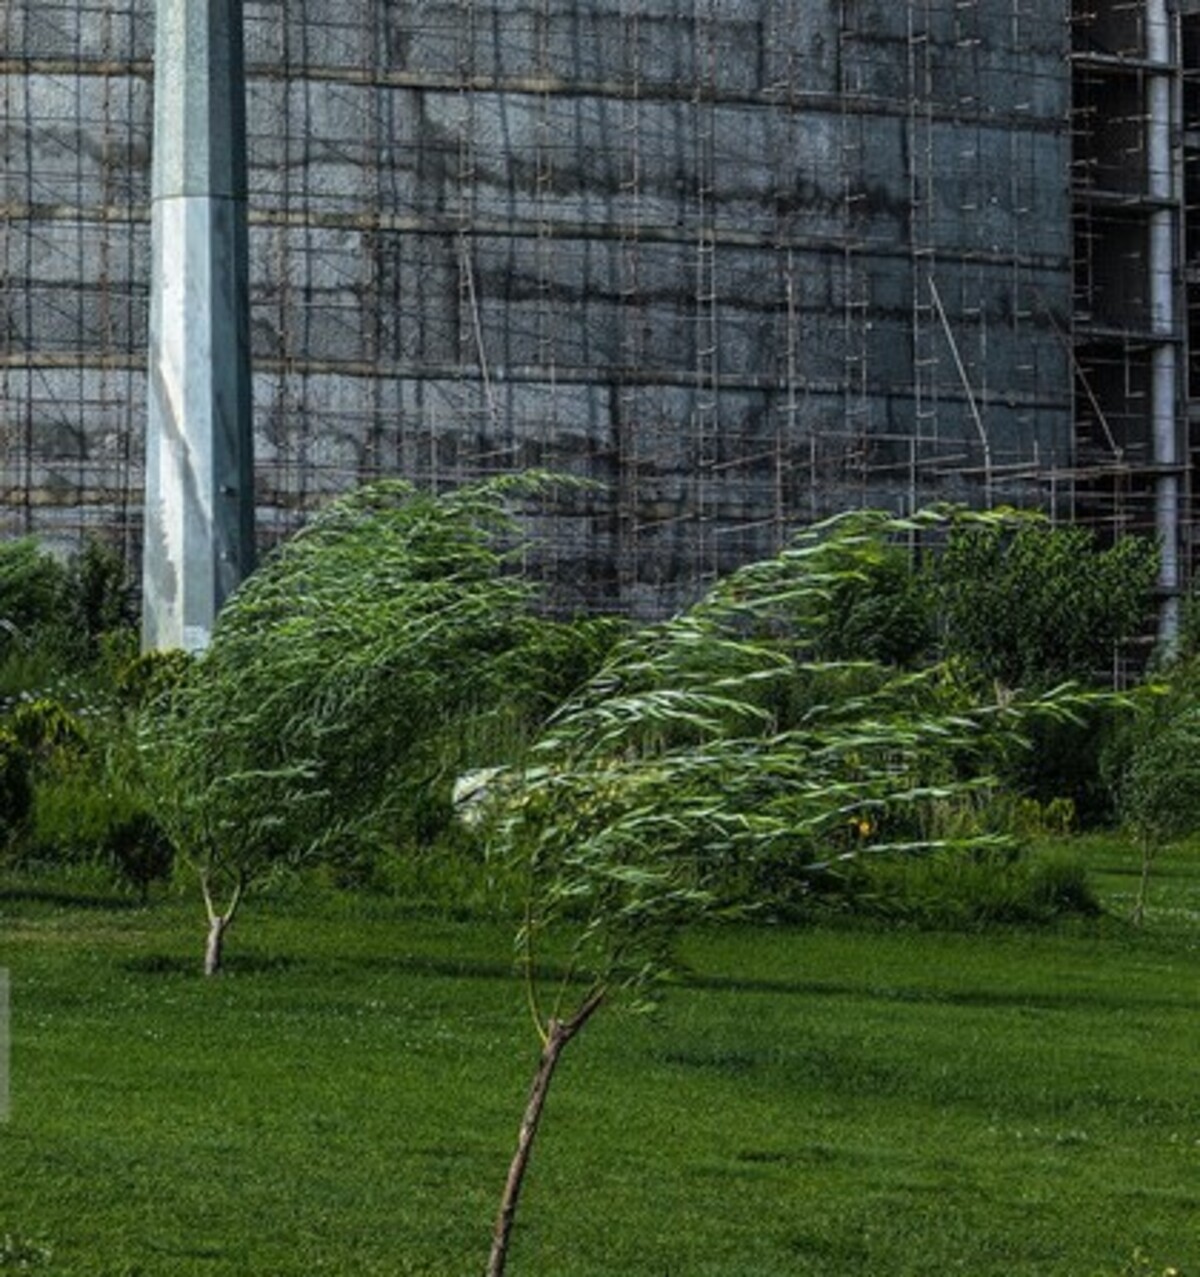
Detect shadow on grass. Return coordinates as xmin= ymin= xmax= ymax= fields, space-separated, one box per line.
xmin=122 ymin=951 xmax=512 ymax=982
xmin=1099 ymin=862 xmax=1199 ymax=879
xmin=345 ymin=952 xmax=517 ymax=983
xmin=0 ymin=886 xmax=139 ymax=911
xmin=685 ymin=969 xmax=1190 ymax=1013
xmin=119 ymin=944 xmax=1191 ymax=1013
xmin=122 ymin=952 xmax=302 ymax=977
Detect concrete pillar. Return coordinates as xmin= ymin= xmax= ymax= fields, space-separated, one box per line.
xmin=143 ymin=0 xmax=255 ymax=652
xmin=1146 ymin=0 xmax=1182 ymax=648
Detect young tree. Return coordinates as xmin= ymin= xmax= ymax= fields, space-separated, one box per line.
xmin=141 ymin=474 xmax=617 ymax=974
xmin=481 ymin=508 xmax=1106 ymax=1277
xmin=1117 ymin=678 xmax=1200 ymax=925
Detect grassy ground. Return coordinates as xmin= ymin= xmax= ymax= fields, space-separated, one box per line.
xmin=1 ymin=837 xmax=1197 ymax=1277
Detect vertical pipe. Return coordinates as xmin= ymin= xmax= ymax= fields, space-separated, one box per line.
xmin=1146 ymin=0 xmax=1181 ymax=647
xmin=143 ymin=0 xmax=255 ymax=652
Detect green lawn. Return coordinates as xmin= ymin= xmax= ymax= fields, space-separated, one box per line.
xmin=1 ymin=838 xmax=1197 ymax=1276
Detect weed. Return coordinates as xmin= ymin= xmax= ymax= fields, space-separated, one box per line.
xmin=0 ymin=1235 xmax=51 ymax=1270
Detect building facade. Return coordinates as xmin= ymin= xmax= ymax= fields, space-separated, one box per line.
xmin=1 ymin=0 xmax=1196 ymax=616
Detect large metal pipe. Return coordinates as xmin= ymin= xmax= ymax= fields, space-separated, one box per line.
xmin=142 ymin=0 xmax=255 ymax=652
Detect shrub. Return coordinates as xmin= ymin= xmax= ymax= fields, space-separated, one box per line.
xmin=0 ymin=538 xmax=70 ymax=642
xmin=112 ymin=647 xmax=194 ymax=709
xmin=933 ymin=515 xmax=1157 ymax=689
xmin=8 ymin=699 xmax=87 ymax=770
xmin=104 ymin=810 xmax=173 ymax=901
xmin=64 ymin=536 xmax=136 ymax=654
xmin=999 ymin=707 xmax=1127 ymax=828
xmin=27 ymin=774 xmax=126 ymax=862
xmin=829 ymin=845 xmax=1098 ymax=927
xmin=24 ymin=768 xmax=165 ymax=891
xmin=0 ymin=729 xmax=32 ymax=837
xmin=813 ymin=542 xmax=935 ymax=667
xmin=0 ymin=534 xmax=136 ymax=680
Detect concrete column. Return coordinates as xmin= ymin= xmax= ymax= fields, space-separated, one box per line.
xmin=1146 ymin=0 xmax=1182 ymax=648
xmin=143 ymin=0 xmax=255 ymax=653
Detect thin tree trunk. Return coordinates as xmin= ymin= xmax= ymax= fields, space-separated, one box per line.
xmin=487 ymin=989 xmax=604 ymax=1277
xmin=1133 ymin=838 xmax=1154 ymax=927
xmin=200 ymin=871 xmax=244 ymax=977
xmin=204 ymin=913 xmax=228 ymax=977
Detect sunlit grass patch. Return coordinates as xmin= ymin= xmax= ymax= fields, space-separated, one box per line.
xmin=0 ymin=845 xmax=1197 ymax=1276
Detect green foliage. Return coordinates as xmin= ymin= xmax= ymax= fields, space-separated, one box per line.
xmin=813 ymin=542 xmax=935 ymax=667
xmin=487 ymin=508 xmax=1115 ymax=1020
xmin=0 ymin=535 xmax=134 ymax=672
xmin=0 ymin=541 xmax=166 ymax=894
xmin=64 ymin=536 xmax=135 ymax=653
xmin=1117 ymin=709 xmax=1200 ymax=847
xmin=0 ymin=682 xmax=166 ymax=897
xmin=26 ymin=770 xmax=160 ymax=879
xmin=985 ymin=794 xmax=1077 ymax=839
xmin=104 ymin=809 xmax=173 ymax=900
xmin=28 ymin=773 xmax=124 ymax=859
xmin=1115 ymin=669 xmax=1200 ymax=923
xmin=0 ymin=728 xmax=33 ymax=835
xmin=0 ymin=538 xmax=70 ymax=640
xmin=1173 ymin=579 xmax=1200 ymax=662
xmin=111 ymin=646 xmax=194 ymax=710
xmin=8 ymin=699 xmax=87 ymax=771
xmin=999 ymin=706 xmax=1131 ymax=827
xmin=934 ymin=514 xmax=1158 ymax=689
xmin=831 ymin=845 xmax=1098 ymax=926
xmin=481 ymin=508 xmax=1113 ymax=1276
xmin=139 ymin=474 xmax=617 ymax=948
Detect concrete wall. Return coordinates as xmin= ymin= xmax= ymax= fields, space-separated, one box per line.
xmin=1 ymin=0 xmax=1074 ymax=614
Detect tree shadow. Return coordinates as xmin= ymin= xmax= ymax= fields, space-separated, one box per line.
xmin=685 ymin=969 xmax=1192 ymax=1014
xmin=121 ymin=952 xmax=300 ymax=976
xmin=0 ymin=886 xmax=139 ymax=911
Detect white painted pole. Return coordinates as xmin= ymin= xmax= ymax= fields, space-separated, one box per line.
xmin=143 ymin=0 xmax=255 ymax=652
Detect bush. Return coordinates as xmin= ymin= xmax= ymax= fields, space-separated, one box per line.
xmin=8 ymin=699 xmax=87 ymax=770
xmin=24 ymin=770 xmax=169 ymax=891
xmin=826 ymin=846 xmax=1098 ymax=927
xmin=65 ymin=536 xmax=136 ymax=654
xmin=998 ymin=708 xmax=1127 ymax=828
xmin=104 ymin=810 xmax=173 ymax=900
xmin=111 ymin=647 xmax=193 ymax=709
xmin=933 ymin=515 xmax=1157 ymax=689
xmin=813 ymin=543 xmax=935 ymax=667
xmin=0 ymin=534 xmax=135 ymax=679
xmin=0 ymin=729 xmax=32 ymax=837
xmin=27 ymin=774 xmax=127 ymax=862
xmin=0 ymin=538 xmax=70 ymax=641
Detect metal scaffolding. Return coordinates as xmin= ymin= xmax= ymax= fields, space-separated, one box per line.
xmin=0 ymin=0 xmax=1195 ymax=617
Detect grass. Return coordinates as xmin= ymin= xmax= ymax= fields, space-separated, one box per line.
xmin=1 ymin=837 xmax=1197 ymax=1276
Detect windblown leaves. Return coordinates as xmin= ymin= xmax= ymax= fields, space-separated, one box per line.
xmin=140 ymin=473 xmax=617 ymax=892
xmin=487 ymin=508 xmax=1121 ymax=1007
